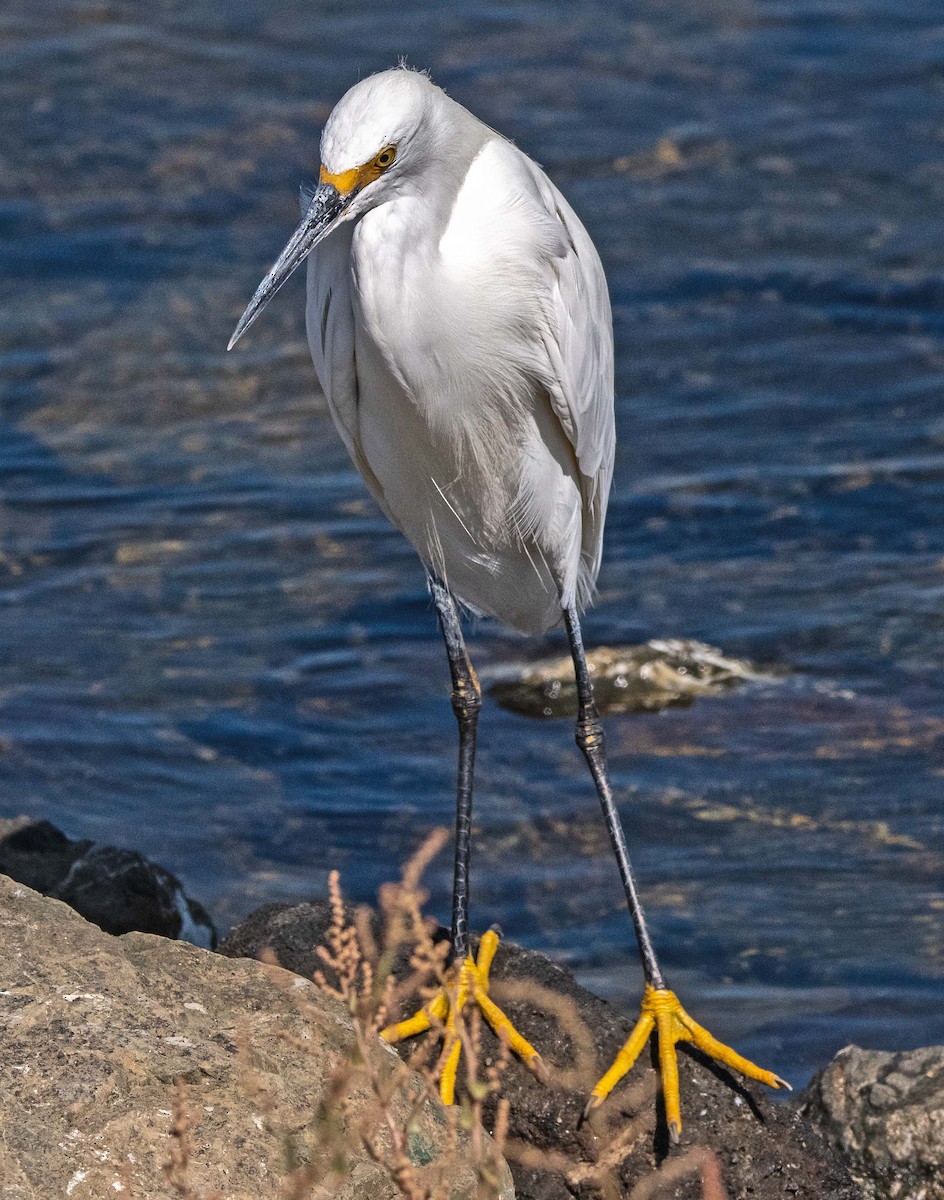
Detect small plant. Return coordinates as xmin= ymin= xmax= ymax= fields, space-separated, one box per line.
xmin=309 ymin=831 xmax=512 ymax=1199
xmin=161 ymin=1078 xmax=224 ymax=1200
xmin=158 ymin=832 xmax=731 ymax=1200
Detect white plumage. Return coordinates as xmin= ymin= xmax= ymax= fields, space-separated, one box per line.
xmin=303 ymin=68 xmax=614 ymax=633
xmin=228 ymin=67 xmax=789 ymax=1140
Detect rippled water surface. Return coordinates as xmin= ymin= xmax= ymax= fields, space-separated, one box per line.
xmin=2 ymin=0 xmax=944 ymax=1088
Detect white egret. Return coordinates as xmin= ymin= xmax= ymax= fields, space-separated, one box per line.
xmin=229 ymin=66 xmax=788 ymax=1140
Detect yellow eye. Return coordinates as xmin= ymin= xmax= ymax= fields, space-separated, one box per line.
xmin=374 ymin=145 xmax=397 ymax=169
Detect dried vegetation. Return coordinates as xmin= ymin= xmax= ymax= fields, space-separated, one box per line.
xmin=156 ymin=831 xmax=728 ymax=1200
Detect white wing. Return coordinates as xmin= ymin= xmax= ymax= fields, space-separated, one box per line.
xmin=513 ymin=147 xmax=616 ymax=605
xmin=304 ymin=212 xmax=391 ymax=516
xmin=303 ymin=145 xmax=615 ymax=618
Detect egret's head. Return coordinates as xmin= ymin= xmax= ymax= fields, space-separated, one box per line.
xmin=319 ymin=68 xmax=439 ymax=205
xmin=228 ymin=68 xmax=444 ymax=350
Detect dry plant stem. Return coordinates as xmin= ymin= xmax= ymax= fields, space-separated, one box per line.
xmin=492 ymin=1097 xmax=510 ymax=1159
xmin=491 ymin=977 xmax=598 ymax=1092
xmin=627 ymin=1147 xmax=731 ymax=1200
xmin=699 ymin=1149 xmax=730 ymax=1200
xmin=161 ymin=1078 xmax=223 ymax=1200
xmin=303 ymin=834 xmax=512 ymax=1200
xmin=503 ymin=1076 xmax=658 ymax=1200
xmin=277 ymin=1058 xmax=356 ymax=1200
xmin=568 ymin=1076 xmax=658 ymax=1188
xmin=377 ymin=828 xmax=452 ymax=1020
xmin=162 ymin=1078 xmax=191 ymax=1196
xmin=381 ymin=927 xmax=544 ymax=1104
xmin=297 ymin=861 xmax=439 ymax=1199
xmin=236 ymin=1017 xmax=276 ymax=1122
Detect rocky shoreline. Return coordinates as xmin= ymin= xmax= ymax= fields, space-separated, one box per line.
xmin=221 ymin=899 xmax=863 ymax=1200
xmin=1 ymin=818 xmax=941 ymax=1199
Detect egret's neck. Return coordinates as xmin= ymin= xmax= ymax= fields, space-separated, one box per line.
xmin=348 ymin=126 xmax=526 ymax=442
xmin=349 ymin=137 xmax=486 ymax=358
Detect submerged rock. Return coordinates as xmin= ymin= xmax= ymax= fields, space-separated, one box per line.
xmin=0 ymin=874 xmax=513 ymax=1200
xmin=802 ymin=1044 xmax=944 ymax=1200
xmin=0 ymin=816 xmax=216 ymax=948
xmin=224 ymin=899 xmax=861 ymax=1200
xmin=486 ymin=639 xmax=778 ymax=718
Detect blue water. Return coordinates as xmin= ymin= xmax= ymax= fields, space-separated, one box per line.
xmin=2 ymin=0 xmax=943 ymax=1089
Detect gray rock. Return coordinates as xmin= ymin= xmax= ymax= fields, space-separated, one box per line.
xmin=485 ymin=639 xmax=779 ymax=718
xmin=802 ymin=1043 xmax=944 ymax=1200
xmin=0 ymin=816 xmax=216 ymax=947
xmin=224 ymin=899 xmax=862 ymax=1200
xmin=0 ymin=874 xmax=514 ymax=1200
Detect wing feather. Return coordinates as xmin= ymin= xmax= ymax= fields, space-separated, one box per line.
xmin=304 ymin=141 xmax=615 ymax=613
xmin=515 ymin=150 xmax=616 ymax=600
xmin=305 ymin=223 xmax=390 ymax=512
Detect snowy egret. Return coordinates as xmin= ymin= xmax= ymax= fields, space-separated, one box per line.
xmin=229 ymin=66 xmax=788 ymax=1139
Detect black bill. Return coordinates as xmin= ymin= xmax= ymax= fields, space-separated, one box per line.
xmin=227 ymin=181 xmax=348 ymax=350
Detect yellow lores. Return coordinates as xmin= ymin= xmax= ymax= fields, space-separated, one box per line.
xmin=381 ymin=929 xmax=545 ymax=1106
xmin=319 ymin=144 xmax=397 ymax=197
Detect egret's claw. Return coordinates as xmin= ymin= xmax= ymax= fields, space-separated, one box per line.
xmin=585 ymin=984 xmax=790 ymax=1140
xmin=380 ymin=927 xmax=544 ymax=1104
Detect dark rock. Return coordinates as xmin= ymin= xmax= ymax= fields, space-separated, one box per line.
xmin=219 ymin=899 xmax=356 ymax=978
xmin=802 ymin=1043 xmax=944 ymax=1200
xmin=218 ymin=897 xmax=446 ymax=983
xmin=0 ymin=817 xmax=216 ymax=947
xmin=223 ymin=899 xmax=862 ymax=1199
xmin=485 ymin=640 xmax=779 ymax=718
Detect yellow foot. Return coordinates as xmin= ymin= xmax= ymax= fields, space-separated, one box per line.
xmin=380 ymin=928 xmax=545 ymax=1105
xmin=585 ymin=983 xmax=791 ymax=1142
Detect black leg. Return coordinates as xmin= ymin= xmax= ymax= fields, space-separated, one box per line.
xmin=563 ymin=605 xmax=666 ymax=990
xmin=428 ymin=573 xmax=481 ymax=962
